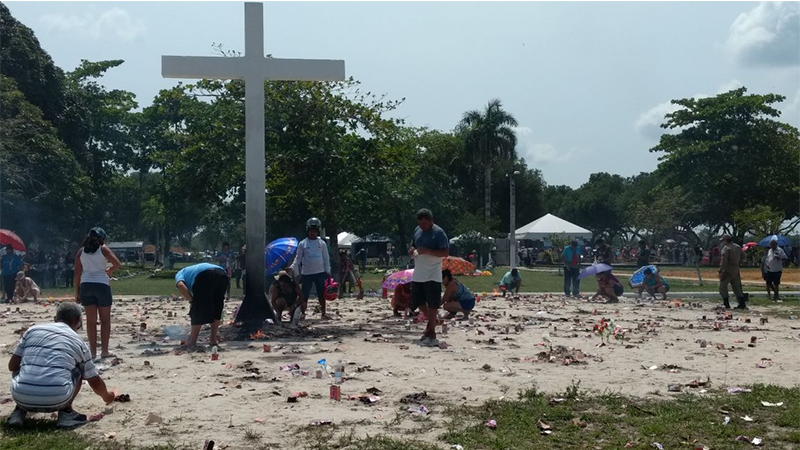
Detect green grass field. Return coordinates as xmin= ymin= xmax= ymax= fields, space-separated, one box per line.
xmin=37 ymin=265 xmax=796 ymax=301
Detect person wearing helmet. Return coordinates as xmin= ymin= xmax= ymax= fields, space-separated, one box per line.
xmin=290 ymin=218 xmax=332 ymax=320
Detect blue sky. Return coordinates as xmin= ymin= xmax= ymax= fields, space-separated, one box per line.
xmin=6 ymin=1 xmax=800 ymax=187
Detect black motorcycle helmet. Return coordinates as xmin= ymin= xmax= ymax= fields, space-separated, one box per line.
xmin=306 ymin=217 xmax=322 ymax=232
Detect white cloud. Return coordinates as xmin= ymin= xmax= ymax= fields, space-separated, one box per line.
xmin=634 ymin=80 xmax=746 ymax=138
xmin=40 ymin=8 xmax=145 ymax=42
xmin=726 ymin=1 xmax=800 ymax=67
xmin=513 ymin=127 xmax=573 ymax=165
xmin=780 ymin=86 xmax=800 ymax=127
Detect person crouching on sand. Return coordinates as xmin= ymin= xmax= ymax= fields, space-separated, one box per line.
xmin=441 ymin=269 xmax=475 ymax=320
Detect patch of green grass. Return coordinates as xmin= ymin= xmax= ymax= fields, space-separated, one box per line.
xmin=439 ymin=383 xmax=800 ymax=450
xmin=0 ymin=419 xmax=187 ymax=450
xmin=36 ymin=265 xmax=798 ymax=300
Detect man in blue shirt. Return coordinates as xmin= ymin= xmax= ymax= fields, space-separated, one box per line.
xmin=561 ymin=240 xmax=582 ymax=297
xmin=409 ymin=208 xmax=449 ymax=347
xmin=2 ymin=245 xmax=23 ymax=303
xmin=175 ymin=262 xmax=228 ymax=348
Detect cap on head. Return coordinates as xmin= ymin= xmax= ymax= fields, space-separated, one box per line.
xmin=770 ymin=237 xmax=778 ymax=243
xmin=15 ymin=271 xmax=24 ymax=280
xmin=89 ymin=227 xmax=107 ymax=240
xmin=721 ymin=234 xmax=732 ymax=242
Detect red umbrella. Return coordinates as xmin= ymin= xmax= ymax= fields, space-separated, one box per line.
xmin=441 ymin=256 xmax=476 ymax=276
xmin=742 ymin=242 xmax=758 ymax=252
xmin=0 ymin=229 xmax=25 ymax=252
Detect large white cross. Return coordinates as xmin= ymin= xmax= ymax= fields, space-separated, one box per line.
xmin=162 ymin=2 xmax=345 ymax=324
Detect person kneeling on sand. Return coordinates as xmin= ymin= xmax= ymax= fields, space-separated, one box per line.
xmin=270 ymin=271 xmax=306 ymax=325
xmin=12 ymin=271 xmax=40 ymax=303
xmin=638 ymin=268 xmax=670 ymax=300
xmin=591 ymin=270 xmax=623 ymax=303
xmin=7 ymin=302 xmax=116 ymax=428
xmin=441 ymin=269 xmax=475 ymax=320
xmin=391 ymin=282 xmax=414 ymax=317
xmin=175 ymin=262 xmax=229 ymax=349
xmin=499 ymin=268 xmax=521 ymax=296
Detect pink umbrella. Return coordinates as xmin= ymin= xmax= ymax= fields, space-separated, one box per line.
xmin=381 ymin=269 xmax=414 ymax=290
xmin=742 ymin=242 xmax=758 ymax=252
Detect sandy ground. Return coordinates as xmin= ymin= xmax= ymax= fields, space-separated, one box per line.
xmin=0 ymin=293 xmax=799 ymax=449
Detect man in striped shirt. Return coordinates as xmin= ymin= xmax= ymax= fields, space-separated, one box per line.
xmin=7 ymin=302 xmax=115 ymax=428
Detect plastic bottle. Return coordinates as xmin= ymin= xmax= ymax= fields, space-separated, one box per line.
xmin=212 ymin=346 xmax=218 ymax=356
xmin=334 ymin=359 xmax=344 ymax=384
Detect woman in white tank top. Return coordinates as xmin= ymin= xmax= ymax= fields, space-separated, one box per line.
xmin=74 ymin=227 xmax=121 ymax=359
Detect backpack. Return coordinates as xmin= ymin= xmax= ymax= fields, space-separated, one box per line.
xmin=324 ymin=277 xmax=339 ymax=301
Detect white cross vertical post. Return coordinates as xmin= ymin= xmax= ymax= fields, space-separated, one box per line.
xmin=161 ymin=2 xmax=345 ymax=326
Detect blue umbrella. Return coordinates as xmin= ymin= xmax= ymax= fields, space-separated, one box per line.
xmin=758 ymin=235 xmax=791 ymax=248
xmin=265 ymin=237 xmax=298 ymax=276
xmin=577 ymin=263 xmax=613 ymax=280
xmin=629 ymin=265 xmax=659 ymax=288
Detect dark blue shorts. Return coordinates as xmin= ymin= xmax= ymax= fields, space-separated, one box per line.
xmin=80 ymin=283 xmax=112 ymax=307
xmin=459 ymin=297 xmax=475 ymax=311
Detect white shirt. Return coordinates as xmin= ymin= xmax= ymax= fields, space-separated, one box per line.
xmin=79 ymin=248 xmax=109 ymax=285
xmin=12 ymin=322 xmax=98 ymax=408
xmin=766 ymin=247 xmax=787 ymax=273
xmin=292 ymin=238 xmax=331 ymax=276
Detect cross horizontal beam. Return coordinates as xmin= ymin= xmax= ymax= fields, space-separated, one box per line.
xmin=162 ymin=56 xmax=345 ymax=81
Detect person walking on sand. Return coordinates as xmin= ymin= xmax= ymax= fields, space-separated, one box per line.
xmin=718 ymin=234 xmax=745 ymax=309
xmin=6 ymin=302 xmax=116 ymax=428
xmin=291 ymin=218 xmax=332 ymax=320
xmin=764 ymin=237 xmax=787 ymax=301
xmin=175 ymin=262 xmax=229 ymax=348
xmin=74 ymin=227 xmax=121 ymax=360
xmin=408 ymin=208 xmax=449 ymax=347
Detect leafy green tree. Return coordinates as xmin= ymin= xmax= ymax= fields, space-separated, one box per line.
xmin=565 ymin=173 xmax=629 ymax=241
xmin=459 ymin=99 xmax=518 ymax=223
xmin=627 ymin=185 xmax=699 ymax=244
xmin=0 ymin=3 xmax=65 ymax=126
xmin=0 ymin=75 xmax=91 ymax=244
xmin=651 ymin=87 xmax=800 ymax=235
xmin=731 ymin=205 xmax=793 ymax=238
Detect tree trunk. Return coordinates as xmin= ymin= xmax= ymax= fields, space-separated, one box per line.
xmin=484 ymin=162 xmax=492 ymax=223
xmin=394 ymin=203 xmax=408 ymax=254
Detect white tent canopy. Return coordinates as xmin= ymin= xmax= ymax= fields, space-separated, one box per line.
xmin=515 ymin=213 xmax=592 ymax=240
xmin=337 ymin=231 xmax=360 ymax=248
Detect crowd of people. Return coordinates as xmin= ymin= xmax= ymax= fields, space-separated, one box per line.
xmin=2 ymin=211 xmax=795 ymax=430
xmin=0 ymin=247 xmax=76 ymax=299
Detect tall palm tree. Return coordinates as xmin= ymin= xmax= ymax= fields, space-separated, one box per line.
xmin=459 ymin=99 xmax=518 ymax=223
